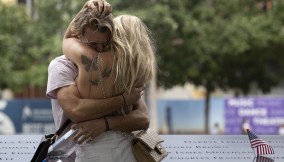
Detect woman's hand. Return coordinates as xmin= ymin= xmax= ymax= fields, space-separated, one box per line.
xmin=83 ymin=0 xmax=112 ymax=17
xmin=71 ymin=118 xmax=105 ymax=144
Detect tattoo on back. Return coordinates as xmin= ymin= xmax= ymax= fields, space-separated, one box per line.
xmin=80 ymin=55 xmax=112 ymax=87
xmin=102 ymin=68 xmax=112 ymax=78
xmin=81 ymin=55 xmax=98 ymax=72
xmin=90 ymin=79 xmax=99 ymax=86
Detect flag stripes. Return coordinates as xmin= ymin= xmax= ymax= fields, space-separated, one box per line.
xmin=247 ymin=129 xmax=275 ymax=155
xmin=256 ymin=145 xmax=274 ymax=155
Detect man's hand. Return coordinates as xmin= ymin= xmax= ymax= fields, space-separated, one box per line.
xmin=71 ymin=119 xmax=105 ymax=144
xmin=70 ymin=98 xmax=150 ymax=143
xmin=123 ymin=85 xmax=145 ymax=106
xmin=83 ymin=0 xmax=112 ymax=17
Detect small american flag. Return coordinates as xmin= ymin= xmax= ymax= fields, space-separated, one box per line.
xmin=247 ymin=129 xmax=274 ymax=155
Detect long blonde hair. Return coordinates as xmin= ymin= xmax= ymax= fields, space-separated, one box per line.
xmin=112 ymin=15 xmax=156 ymax=95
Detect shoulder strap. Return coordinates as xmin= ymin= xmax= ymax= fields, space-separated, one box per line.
xmin=55 ymin=119 xmax=72 ymax=136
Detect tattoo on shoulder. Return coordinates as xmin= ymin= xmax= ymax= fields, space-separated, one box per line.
xmin=81 ymin=55 xmax=98 ymax=72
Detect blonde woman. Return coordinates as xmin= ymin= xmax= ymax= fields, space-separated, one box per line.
xmin=62 ymin=2 xmax=156 ymax=162
xmin=112 ymin=15 xmax=156 ymax=99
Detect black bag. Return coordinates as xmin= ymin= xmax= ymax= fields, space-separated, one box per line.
xmin=30 ymin=119 xmax=71 ymax=162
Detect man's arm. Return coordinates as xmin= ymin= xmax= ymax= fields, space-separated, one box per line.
xmin=71 ymin=99 xmax=150 ymax=144
xmin=57 ymin=84 xmax=144 ymax=123
xmin=107 ymin=99 xmax=149 ymax=132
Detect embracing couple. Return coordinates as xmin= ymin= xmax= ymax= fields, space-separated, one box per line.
xmin=46 ymin=0 xmax=156 ymax=161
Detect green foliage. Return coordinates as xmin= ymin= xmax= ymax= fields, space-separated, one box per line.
xmin=0 ymin=1 xmax=74 ymax=92
xmin=1 ymin=0 xmax=284 ymax=97
xmin=0 ymin=2 xmax=29 ymax=91
xmin=137 ymin=0 xmax=284 ymax=95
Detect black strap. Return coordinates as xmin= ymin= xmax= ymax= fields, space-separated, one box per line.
xmin=55 ymin=119 xmax=72 ymax=136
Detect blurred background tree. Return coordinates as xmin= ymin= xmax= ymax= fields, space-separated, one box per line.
xmin=0 ymin=2 xmax=28 ymax=93
xmin=109 ymin=0 xmax=284 ymax=133
xmin=1 ymin=0 xmax=284 ymax=133
xmin=0 ymin=0 xmax=81 ymax=97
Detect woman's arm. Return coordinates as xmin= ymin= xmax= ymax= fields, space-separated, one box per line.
xmin=62 ymin=0 xmax=112 ymax=67
xmin=63 ymin=0 xmax=112 ymax=39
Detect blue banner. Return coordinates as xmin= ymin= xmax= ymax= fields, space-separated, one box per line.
xmin=0 ymin=99 xmax=55 ymax=134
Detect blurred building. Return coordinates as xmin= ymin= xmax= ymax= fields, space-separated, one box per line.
xmin=1 ymin=0 xmax=16 ymax=5
xmin=17 ymin=0 xmax=26 ymax=3
xmin=1 ymin=0 xmax=31 ymax=4
xmin=256 ymin=0 xmax=272 ymax=12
